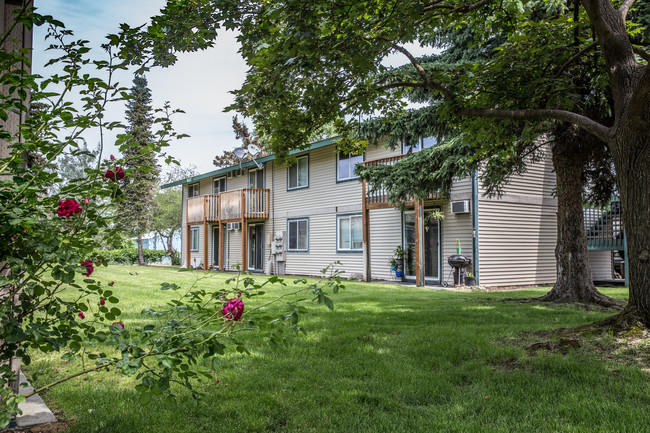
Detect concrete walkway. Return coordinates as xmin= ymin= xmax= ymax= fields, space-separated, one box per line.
xmin=15 ymin=372 xmax=57 ymax=427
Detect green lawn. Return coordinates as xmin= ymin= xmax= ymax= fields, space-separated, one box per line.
xmin=25 ymin=265 xmax=649 ymax=433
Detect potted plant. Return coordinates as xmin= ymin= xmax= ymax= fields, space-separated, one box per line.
xmin=465 ymin=272 xmax=476 ymax=286
xmin=392 ymin=245 xmax=406 ymax=278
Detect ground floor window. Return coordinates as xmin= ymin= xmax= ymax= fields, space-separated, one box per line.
xmin=287 ymin=218 xmax=309 ymax=252
xmin=337 ymin=214 xmax=363 ymax=252
xmin=190 ymin=227 xmax=199 ymax=252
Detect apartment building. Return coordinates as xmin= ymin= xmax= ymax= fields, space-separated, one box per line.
xmin=163 ymin=136 xmax=561 ymax=286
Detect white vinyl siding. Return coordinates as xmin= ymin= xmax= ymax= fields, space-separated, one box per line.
xmin=589 ymin=250 xmax=613 ymax=280
xmin=337 ymin=214 xmax=363 ymax=252
xmin=288 ymin=155 xmax=308 ymax=190
xmin=288 ymin=218 xmax=309 ymax=251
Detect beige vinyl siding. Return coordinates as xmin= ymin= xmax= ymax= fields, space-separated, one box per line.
xmin=589 ymin=250 xmax=613 ymax=280
xmin=476 ymin=148 xmax=557 ymax=286
xmin=369 ymin=208 xmax=402 ymax=281
xmin=439 ymin=201 xmax=474 ymax=282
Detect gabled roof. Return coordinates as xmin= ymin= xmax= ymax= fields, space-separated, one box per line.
xmin=161 ymin=136 xmax=340 ymax=189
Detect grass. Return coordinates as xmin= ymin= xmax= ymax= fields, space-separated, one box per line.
xmin=24 ymin=265 xmax=650 ymax=433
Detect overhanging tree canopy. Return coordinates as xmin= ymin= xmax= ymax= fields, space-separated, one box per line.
xmin=123 ymin=0 xmax=650 ymax=329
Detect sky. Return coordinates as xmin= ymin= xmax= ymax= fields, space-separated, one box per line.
xmin=32 ymin=0 xmax=247 ymax=174
xmin=31 ymin=1 xmax=430 ymax=176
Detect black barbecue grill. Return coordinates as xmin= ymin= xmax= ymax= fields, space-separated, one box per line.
xmin=443 ymin=254 xmax=472 ymax=287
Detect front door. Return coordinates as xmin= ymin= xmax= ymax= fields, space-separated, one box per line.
xmin=248 ymin=224 xmax=264 ymax=271
xmin=403 ymin=211 xmax=440 ymax=281
xmin=212 ymin=226 xmax=219 ymax=269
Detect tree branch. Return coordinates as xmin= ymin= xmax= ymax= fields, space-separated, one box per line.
xmin=376 ymin=81 xmax=429 ymax=91
xmin=619 ymin=0 xmax=636 ymax=19
xmin=557 ymin=41 xmax=599 ymax=76
xmin=422 ymin=0 xmax=494 ymax=14
xmin=458 ymin=107 xmax=611 ymax=142
xmin=390 ymin=44 xmax=455 ymax=99
xmin=632 ymin=45 xmax=650 ymax=62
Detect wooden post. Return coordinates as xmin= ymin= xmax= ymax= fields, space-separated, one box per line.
xmin=415 ymin=199 xmax=425 ymax=287
xmin=186 ymin=224 xmax=191 ymax=268
xmin=241 ymin=189 xmax=247 ymax=272
xmin=362 ymin=179 xmax=370 ymax=282
xmin=203 ymin=196 xmax=208 ymax=270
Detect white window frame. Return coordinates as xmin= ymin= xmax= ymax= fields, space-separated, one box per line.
xmin=337 ymin=214 xmax=363 ymax=252
xmin=190 ymin=227 xmax=199 ymax=252
xmin=249 ymin=168 xmax=264 ymax=189
xmin=213 ymin=176 xmax=226 ymax=194
xmin=188 ymin=182 xmax=200 ymax=197
xmin=287 ymin=218 xmax=309 ymax=252
xmin=337 ymin=152 xmax=364 ymax=182
xmin=287 ymin=155 xmax=309 ymax=190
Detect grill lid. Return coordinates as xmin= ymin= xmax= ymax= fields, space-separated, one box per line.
xmin=448 ymin=254 xmax=472 ymax=267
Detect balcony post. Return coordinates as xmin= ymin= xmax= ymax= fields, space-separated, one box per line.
xmin=186 ymin=224 xmax=191 ymax=269
xmin=362 ymin=179 xmax=371 ymax=282
xmin=241 ymin=189 xmax=247 ymax=272
xmin=219 ymin=198 xmax=224 ymax=271
xmin=415 ymin=199 xmax=425 ymax=287
xmin=203 ymin=196 xmax=208 ymax=270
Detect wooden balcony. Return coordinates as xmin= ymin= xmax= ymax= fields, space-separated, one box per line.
xmin=186 ymin=189 xmax=270 ymax=224
xmin=362 ymin=155 xmax=446 ymax=210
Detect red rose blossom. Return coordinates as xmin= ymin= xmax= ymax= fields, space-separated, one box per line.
xmin=104 ymin=169 xmax=116 ymax=181
xmin=81 ymin=259 xmax=94 ymax=277
xmin=108 ymin=281 xmax=114 ymax=286
xmin=99 ymin=298 xmax=105 ymax=306
xmin=221 ymin=298 xmax=244 ymax=321
xmin=78 ymin=311 xmax=85 ymax=320
xmin=112 ymin=321 xmax=124 ymax=329
xmin=115 ymin=166 xmax=125 ymax=180
xmin=57 ymin=199 xmax=83 ymax=218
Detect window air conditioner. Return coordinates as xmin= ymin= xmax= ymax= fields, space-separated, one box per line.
xmin=227 ymin=222 xmax=241 ymax=231
xmin=451 ymin=200 xmax=470 ymax=214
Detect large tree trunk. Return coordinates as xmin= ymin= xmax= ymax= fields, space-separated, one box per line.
xmin=538 ymin=127 xmax=618 ymax=306
xmin=603 ymin=127 xmax=650 ymax=329
xmin=137 ymin=235 xmax=144 ymax=266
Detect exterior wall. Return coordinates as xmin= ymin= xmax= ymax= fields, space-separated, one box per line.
xmin=588 ymin=250 xmax=613 ymax=280
xmin=477 ymin=150 xmax=558 ymax=286
xmin=369 ymin=208 xmax=402 ymax=281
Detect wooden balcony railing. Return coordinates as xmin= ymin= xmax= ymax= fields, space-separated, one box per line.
xmin=362 ymin=155 xmax=446 ymax=209
xmin=186 ymin=189 xmax=270 ymax=224
xmin=584 ymin=201 xmax=625 ymax=250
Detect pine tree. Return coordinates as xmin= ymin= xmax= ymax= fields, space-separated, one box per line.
xmin=119 ymin=75 xmax=159 ymax=266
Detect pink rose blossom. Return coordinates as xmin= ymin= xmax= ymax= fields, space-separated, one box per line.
xmin=112 ymin=321 xmax=124 ymax=329
xmin=108 ymin=281 xmax=114 ymax=286
xmin=221 ymin=298 xmax=244 ymax=321
xmin=57 ymin=199 xmax=82 ymax=218
xmin=81 ymin=259 xmax=94 ymax=277
xmin=110 ymin=154 xmax=115 ymax=160
xmin=83 ymin=198 xmax=89 ymax=204
xmin=99 ymin=298 xmax=105 ymax=306
xmin=78 ymin=311 xmax=85 ymax=320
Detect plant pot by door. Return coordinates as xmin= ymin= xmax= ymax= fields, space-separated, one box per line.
xmin=465 ymin=277 xmax=476 ymax=286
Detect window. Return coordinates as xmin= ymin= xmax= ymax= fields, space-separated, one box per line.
xmin=249 ymin=168 xmax=264 ymax=188
xmin=288 ymin=155 xmax=308 ymax=190
xmin=337 ymin=152 xmax=364 ymax=181
xmin=403 ymin=136 xmax=438 ymax=153
xmin=337 ymin=214 xmax=363 ymax=252
xmin=287 ymin=218 xmax=309 ymax=251
xmin=190 ymin=227 xmax=199 ymax=252
xmin=188 ymin=182 xmax=200 ymax=197
xmin=213 ymin=176 xmax=226 ymax=194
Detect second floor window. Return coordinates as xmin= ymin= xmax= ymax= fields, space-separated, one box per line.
xmin=288 ymin=155 xmax=308 ymax=190
xmin=403 ymin=136 xmax=437 ymax=154
xmin=213 ymin=177 xmax=226 ymax=194
xmin=337 ymin=152 xmax=363 ymax=181
xmin=249 ymin=168 xmax=264 ymax=189
xmin=188 ymin=182 xmax=200 ymax=197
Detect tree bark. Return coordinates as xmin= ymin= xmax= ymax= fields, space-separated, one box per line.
xmin=137 ymin=235 xmax=144 ymax=266
xmin=538 ymin=127 xmax=618 ymax=306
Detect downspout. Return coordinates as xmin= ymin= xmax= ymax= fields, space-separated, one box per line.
xmin=180 ymin=185 xmax=185 ymax=267
xmin=471 ymin=170 xmax=480 ymax=285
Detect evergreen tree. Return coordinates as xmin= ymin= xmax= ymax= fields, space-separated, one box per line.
xmin=119 ymin=75 xmax=159 ymax=266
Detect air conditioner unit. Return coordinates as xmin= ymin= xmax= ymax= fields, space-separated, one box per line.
xmin=451 ymin=200 xmax=470 ymax=214
xmin=227 ymin=222 xmax=241 ymax=231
